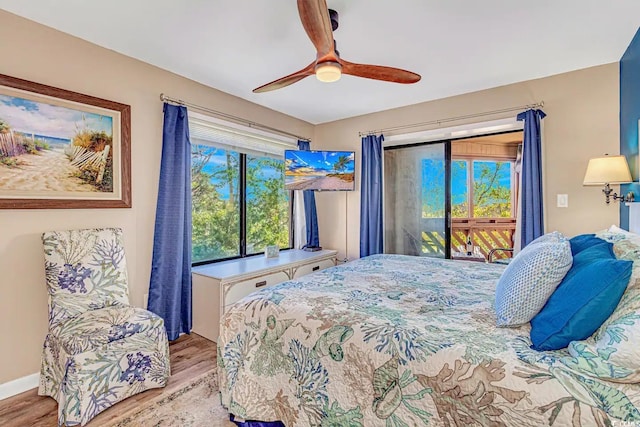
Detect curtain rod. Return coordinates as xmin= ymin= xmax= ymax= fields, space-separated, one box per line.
xmin=160 ymin=93 xmax=310 ymax=142
xmin=359 ymin=101 xmax=544 ymax=137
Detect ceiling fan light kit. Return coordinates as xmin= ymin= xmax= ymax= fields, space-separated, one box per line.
xmin=315 ymin=61 xmax=342 ymax=82
xmin=252 ymin=0 xmax=420 ymax=93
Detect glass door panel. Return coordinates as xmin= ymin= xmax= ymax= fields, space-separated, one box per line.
xmin=384 ymin=142 xmax=450 ymax=257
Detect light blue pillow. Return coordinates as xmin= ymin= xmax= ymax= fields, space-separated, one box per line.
xmin=495 ymin=239 xmax=573 ymax=326
xmin=527 ymin=231 xmax=565 ymax=247
xmin=530 ymin=256 xmax=632 ymax=351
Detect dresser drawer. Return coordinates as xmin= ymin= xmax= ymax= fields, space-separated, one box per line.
xmin=224 ymin=270 xmax=289 ymax=306
xmin=293 ymin=258 xmax=335 ymax=279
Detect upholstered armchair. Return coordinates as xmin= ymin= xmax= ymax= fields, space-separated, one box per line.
xmin=38 ymin=228 xmax=170 ymax=426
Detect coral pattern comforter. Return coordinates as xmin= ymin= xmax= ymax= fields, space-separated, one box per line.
xmin=218 ymin=255 xmax=640 ymax=426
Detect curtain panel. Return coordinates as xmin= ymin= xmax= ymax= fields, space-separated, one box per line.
xmin=293 ymin=190 xmax=307 ymax=249
xmin=297 ymin=140 xmax=320 ymax=248
xmin=517 ymin=109 xmax=546 ymax=248
xmin=360 ymin=134 xmax=385 ymax=257
xmin=148 ymin=103 xmax=193 ymax=341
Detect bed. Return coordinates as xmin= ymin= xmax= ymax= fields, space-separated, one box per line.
xmin=218 ymin=254 xmax=640 ymax=426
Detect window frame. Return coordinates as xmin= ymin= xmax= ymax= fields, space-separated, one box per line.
xmin=451 ymin=156 xmax=517 ymax=220
xmin=191 ymin=149 xmax=294 ymax=267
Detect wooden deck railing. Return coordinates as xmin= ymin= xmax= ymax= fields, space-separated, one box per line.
xmin=420 ymin=218 xmax=516 ymax=261
xmin=452 ymin=218 xmax=515 ymax=260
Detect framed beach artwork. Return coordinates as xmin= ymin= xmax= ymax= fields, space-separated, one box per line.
xmin=0 ymin=73 xmax=131 ymax=209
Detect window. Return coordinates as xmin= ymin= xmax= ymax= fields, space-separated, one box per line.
xmin=190 ymin=115 xmax=293 ymax=264
xmin=246 ymin=154 xmax=290 ymax=254
xmin=191 ymin=145 xmax=240 ymax=261
xmin=451 ymin=159 xmax=514 ymax=219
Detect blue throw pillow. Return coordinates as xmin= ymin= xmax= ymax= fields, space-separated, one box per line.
xmin=560 ymin=242 xmax=614 ymax=284
xmin=530 ymin=257 xmax=632 ymax=351
xmin=569 ymin=234 xmax=606 ymax=255
xmin=572 ymin=241 xmax=614 ymax=264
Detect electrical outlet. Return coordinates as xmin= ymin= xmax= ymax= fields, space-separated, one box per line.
xmin=557 ymin=194 xmax=569 ymax=208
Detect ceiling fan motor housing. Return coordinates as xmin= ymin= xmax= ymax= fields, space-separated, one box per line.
xmin=329 ymin=9 xmax=339 ymax=31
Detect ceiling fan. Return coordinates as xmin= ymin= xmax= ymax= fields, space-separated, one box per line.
xmin=252 ymin=0 xmax=421 ymax=93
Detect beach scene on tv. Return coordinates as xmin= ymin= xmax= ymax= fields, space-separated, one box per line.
xmin=285 ymin=150 xmax=355 ymax=191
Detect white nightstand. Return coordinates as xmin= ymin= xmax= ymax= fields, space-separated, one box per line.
xmin=191 ymin=249 xmax=337 ymax=342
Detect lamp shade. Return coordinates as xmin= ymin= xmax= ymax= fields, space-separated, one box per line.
xmin=583 ymin=155 xmax=632 ymax=185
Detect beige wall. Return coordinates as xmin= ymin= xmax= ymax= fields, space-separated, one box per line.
xmin=0 ymin=10 xmax=313 ymax=384
xmin=313 ymin=63 xmax=621 ymax=261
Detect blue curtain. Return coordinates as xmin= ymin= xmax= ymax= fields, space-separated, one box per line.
xmin=360 ymin=134 xmax=384 ymax=257
xmin=517 ymin=109 xmax=546 ymax=248
xmin=298 ymin=140 xmax=320 ymax=248
xmin=148 ymin=103 xmax=192 ymax=341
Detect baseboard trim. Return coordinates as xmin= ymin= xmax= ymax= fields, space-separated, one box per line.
xmin=0 ymin=373 xmax=39 ymax=401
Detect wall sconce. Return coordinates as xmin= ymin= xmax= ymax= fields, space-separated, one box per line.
xmin=583 ymin=155 xmax=634 ymax=204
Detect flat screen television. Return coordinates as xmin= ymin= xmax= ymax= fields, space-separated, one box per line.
xmin=284 ymin=150 xmax=355 ymax=191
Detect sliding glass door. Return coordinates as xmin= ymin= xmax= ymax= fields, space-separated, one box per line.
xmin=384 ymin=141 xmax=451 ymax=258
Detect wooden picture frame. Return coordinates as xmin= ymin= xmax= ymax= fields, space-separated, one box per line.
xmin=0 ymin=73 xmax=131 ymax=209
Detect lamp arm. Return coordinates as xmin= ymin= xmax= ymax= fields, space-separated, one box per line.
xmin=603 ymin=182 xmax=635 ymax=204
xmin=613 ymin=192 xmax=634 ymax=202
xmin=602 ymin=183 xmax=613 ymax=204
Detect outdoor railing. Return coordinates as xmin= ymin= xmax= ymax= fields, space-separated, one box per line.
xmin=420 ymin=218 xmax=516 ymax=261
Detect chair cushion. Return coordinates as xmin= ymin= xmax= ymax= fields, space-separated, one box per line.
xmin=495 ymin=237 xmax=572 ymax=326
xmin=569 ymin=234 xmax=607 ymax=255
xmin=53 ymin=306 xmax=165 ymax=355
xmin=530 ymin=251 xmax=632 ymax=351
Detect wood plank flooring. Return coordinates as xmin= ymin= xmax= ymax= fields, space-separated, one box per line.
xmin=0 ymin=333 xmax=221 ymax=427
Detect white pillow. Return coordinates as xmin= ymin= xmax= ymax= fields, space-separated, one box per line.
xmin=609 ymin=224 xmax=639 ymax=237
xmin=495 ymin=237 xmax=573 ymax=327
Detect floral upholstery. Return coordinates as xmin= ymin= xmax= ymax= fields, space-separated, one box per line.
xmin=39 ymin=228 xmax=170 ymax=426
xmin=52 ymin=306 xmax=166 ymax=355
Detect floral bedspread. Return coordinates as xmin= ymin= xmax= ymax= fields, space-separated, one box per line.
xmin=218 ymin=254 xmax=640 ymax=426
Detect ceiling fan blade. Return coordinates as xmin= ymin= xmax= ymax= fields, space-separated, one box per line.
xmin=340 ymin=60 xmax=421 ymax=84
xmin=297 ymin=0 xmax=334 ymax=57
xmin=252 ymin=62 xmax=316 ymax=93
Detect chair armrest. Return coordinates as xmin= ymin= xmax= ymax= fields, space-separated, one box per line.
xmin=488 ymin=248 xmax=514 ymax=263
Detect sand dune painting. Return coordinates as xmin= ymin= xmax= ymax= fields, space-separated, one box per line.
xmin=0 ymin=74 xmax=130 ymax=208
xmin=285 ymin=150 xmax=355 ymax=191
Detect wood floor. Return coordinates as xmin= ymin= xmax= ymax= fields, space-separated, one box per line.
xmin=0 ymin=333 xmax=219 ymax=427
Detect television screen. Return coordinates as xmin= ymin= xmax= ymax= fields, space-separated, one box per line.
xmin=284 ymin=150 xmax=355 ymax=191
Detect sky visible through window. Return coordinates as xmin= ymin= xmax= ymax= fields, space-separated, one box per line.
xmin=199 ymin=148 xmax=283 ymax=200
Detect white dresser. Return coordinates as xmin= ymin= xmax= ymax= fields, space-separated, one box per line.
xmin=192 ymin=249 xmax=338 ymax=342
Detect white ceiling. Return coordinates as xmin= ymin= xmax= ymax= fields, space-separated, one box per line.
xmin=0 ymin=0 xmax=639 ymax=124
